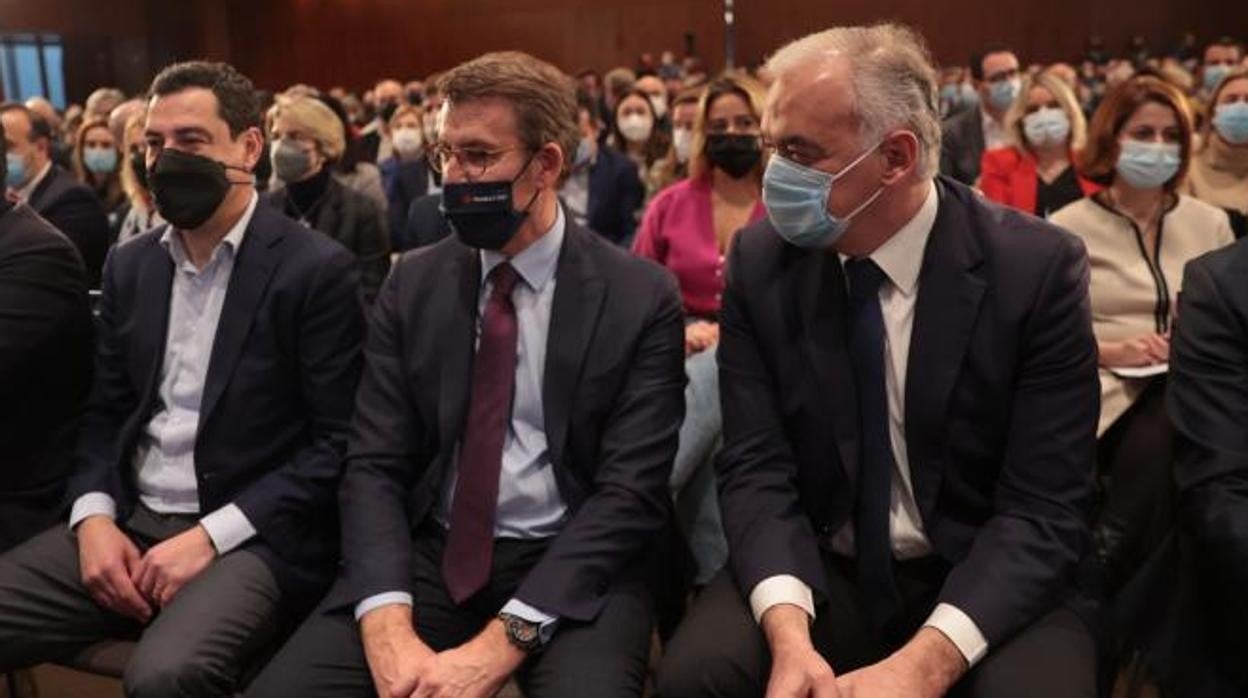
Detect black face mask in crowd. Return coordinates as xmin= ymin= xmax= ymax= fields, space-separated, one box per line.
xmin=705 ymin=133 xmax=763 ymax=179
xmin=131 ymin=150 xmax=148 ymax=190
xmin=440 ymin=157 xmax=540 ymax=251
xmin=378 ymin=100 xmax=399 ymax=123
xmin=149 ymin=148 xmax=252 ymax=230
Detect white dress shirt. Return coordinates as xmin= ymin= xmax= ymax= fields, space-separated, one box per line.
xmin=749 ymin=180 xmax=989 ymax=667
xmin=980 ymin=107 xmax=1008 ymax=151
xmin=69 ymin=193 xmax=261 ymax=556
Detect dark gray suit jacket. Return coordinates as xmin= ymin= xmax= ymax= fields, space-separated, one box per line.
xmin=940 ymin=107 xmax=986 ymax=187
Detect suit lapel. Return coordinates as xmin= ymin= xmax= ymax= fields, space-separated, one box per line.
xmin=543 ymin=225 xmax=606 ymax=469
xmin=905 ymin=180 xmax=986 ymax=517
xmin=134 ymin=232 xmax=175 ymax=406
xmin=436 ymin=244 xmax=481 ymax=452
xmin=200 ymin=206 xmax=283 ymax=423
xmin=794 ymin=249 xmax=859 ymax=481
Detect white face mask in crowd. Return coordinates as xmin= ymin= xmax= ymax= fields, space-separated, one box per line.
xmin=1115 ymin=140 xmax=1181 ymax=189
xmin=392 ymin=126 xmax=424 ymax=155
xmin=648 ymin=94 xmax=668 ymax=120
xmin=672 ymin=127 xmax=692 ymax=163
xmin=617 ymin=114 xmax=654 ymax=144
xmin=1022 ymin=107 xmax=1071 ymax=149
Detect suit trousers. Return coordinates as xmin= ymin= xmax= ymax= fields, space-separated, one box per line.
xmin=0 ymin=504 xmax=283 ymax=697
xmin=246 ymin=521 xmax=655 ymax=698
xmin=657 ymin=552 xmax=1096 ymax=698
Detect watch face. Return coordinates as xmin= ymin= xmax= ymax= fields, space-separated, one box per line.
xmin=509 ymin=617 xmax=539 ymax=643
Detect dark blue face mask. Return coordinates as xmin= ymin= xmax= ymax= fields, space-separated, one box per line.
xmin=440 ymin=155 xmax=539 ymax=251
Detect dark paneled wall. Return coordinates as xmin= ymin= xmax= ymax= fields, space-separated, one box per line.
xmin=3 ymin=0 xmax=1246 ymax=103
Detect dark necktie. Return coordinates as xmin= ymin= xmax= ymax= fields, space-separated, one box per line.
xmin=443 ymin=262 xmax=520 ymax=604
xmin=845 ymin=258 xmax=901 ymax=630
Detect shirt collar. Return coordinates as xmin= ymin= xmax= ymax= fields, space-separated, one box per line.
xmin=480 ymin=203 xmax=565 ymax=293
xmin=161 ymin=191 xmax=258 ymax=269
xmin=841 ymin=179 xmax=938 ymax=298
xmin=16 ymin=161 xmax=53 ymax=201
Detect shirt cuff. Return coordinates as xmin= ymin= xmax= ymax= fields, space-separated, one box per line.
xmin=199 ymin=503 xmax=258 ymax=555
xmin=500 ymin=598 xmax=561 ymax=646
xmin=748 ymin=574 xmax=815 ymax=624
xmin=354 ymin=592 xmax=414 ymax=622
xmin=68 ymin=492 xmax=117 ymax=530
xmin=923 ymin=603 xmax=990 ymax=667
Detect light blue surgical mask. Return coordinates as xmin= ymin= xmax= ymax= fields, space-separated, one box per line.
xmin=1204 ymin=65 xmax=1230 ymax=93
xmin=1022 ymin=107 xmax=1072 ymax=149
xmin=83 ymin=147 xmax=118 ymax=175
xmin=762 ymin=143 xmax=884 ymax=249
xmin=1213 ymin=101 xmax=1248 ymax=145
xmin=5 ymin=152 xmax=25 ymax=189
xmin=1115 ymin=140 xmax=1181 ymax=189
xmin=987 ymin=78 xmax=1021 ymax=111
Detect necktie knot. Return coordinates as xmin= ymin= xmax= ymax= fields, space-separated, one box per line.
xmin=845 ymin=258 xmax=887 ymax=303
xmin=489 ymin=262 xmax=520 ymax=297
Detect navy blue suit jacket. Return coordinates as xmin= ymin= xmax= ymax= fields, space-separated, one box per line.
xmin=66 ymin=201 xmax=366 ymax=606
xmin=584 ymin=145 xmax=644 ymax=246
xmin=717 ymin=176 xmax=1099 ymax=646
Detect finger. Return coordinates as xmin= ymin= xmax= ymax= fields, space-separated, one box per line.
xmin=133 ymin=557 xmax=155 ymax=600
xmin=159 ymin=578 xmax=182 ymax=607
xmin=108 ymin=567 xmax=152 ymax=621
xmin=392 ymin=674 xmax=420 ymax=698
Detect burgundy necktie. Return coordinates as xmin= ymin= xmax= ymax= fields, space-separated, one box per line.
xmin=443 ymin=262 xmax=520 ymax=604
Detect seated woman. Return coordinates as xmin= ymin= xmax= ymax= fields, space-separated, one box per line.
xmin=115 ymin=111 xmax=163 ymax=244
xmin=979 ymin=68 xmax=1101 ymax=216
xmin=633 ymin=73 xmax=768 ymax=586
xmin=71 ymin=117 xmax=127 ymax=236
xmin=607 ymin=88 xmax=672 ymax=203
xmin=265 ymin=95 xmax=390 ymax=303
xmin=1050 ymin=75 xmax=1235 ymax=595
xmin=1183 ymin=68 xmax=1248 ymax=237
xmin=379 ymin=104 xmax=436 ymax=252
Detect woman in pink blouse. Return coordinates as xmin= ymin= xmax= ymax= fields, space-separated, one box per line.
xmin=633 ymin=74 xmax=769 ymax=354
xmin=631 ymin=73 xmax=768 ymax=586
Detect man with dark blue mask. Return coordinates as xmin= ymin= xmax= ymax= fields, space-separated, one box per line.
xmin=247 ymin=50 xmax=686 ymax=698
xmin=939 ymin=43 xmax=1021 ymax=186
xmin=660 ymin=23 xmax=1099 ymax=698
xmin=0 ymin=60 xmax=365 ymax=697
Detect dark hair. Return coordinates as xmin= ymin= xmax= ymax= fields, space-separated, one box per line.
xmin=0 ymin=103 xmax=53 ymax=144
xmin=1079 ymin=75 xmax=1194 ymax=191
xmin=148 ymin=61 xmax=261 ymax=137
xmin=969 ymin=43 xmax=1015 ymax=81
xmin=576 ymin=90 xmax=602 ymax=125
xmin=1205 ymin=37 xmax=1244 ymax=63
xmin=610 ymin=88 xmax=671 ymax=167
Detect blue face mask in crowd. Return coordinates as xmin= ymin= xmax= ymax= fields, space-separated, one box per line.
xmin=1022 ymin=107 xmax=1072 ymax=149
xmin=762 ymin=142 xmax=884 ymax=249
xmin=1115 ymin=140 xmax=1181 ymax=189
xmin=940 ymin=84 xmax=959 ymax=104
xmin=987 ymin=78 xmax=1021 ymax=111
xmin=1213 ymin=101 xmax=1248 ymax=145
xmin=5 ymin=152 xmax=26 ymax=189
xmin=1204 ymin=65 xmax=1230 ymax=93
xmin=83 ymin=147 xmax=118 ymax=175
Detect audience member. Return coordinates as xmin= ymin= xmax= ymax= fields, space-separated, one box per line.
xmin=1184 ymin=68 xmax=1248 ymax=237
xmin=608 ymin=88 xmax=672 ymax=200
xmin=71 ymin=117 xmax=127 ymax=230
xmin=116 ymin=112 xmax=164 ymax=243
xmin=379 ymin=104 xmax=435 ymax=251
xmin=941 ymin=43 xmax=1022 ymax=185
xmin=560 ymin=93 xmax=644 ymax=245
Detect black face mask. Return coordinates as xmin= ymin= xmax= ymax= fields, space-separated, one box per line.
xmin=440 ymin=157 xmax=539 ymax=251
xmin=406 ymin=89 xmax=424 ymax=107
xmin=149 ymin=148 xmax=251 ymax=230
xmin=378 ymin=101 xmax=399 ymax=122
xmin=705 ymin=133 xmax=763 ymax=179
xmin=130 ymin=150 xmax=148 ymax=190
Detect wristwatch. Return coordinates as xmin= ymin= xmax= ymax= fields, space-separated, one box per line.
xmin=498 ymin=612 xmax=543 ymax=653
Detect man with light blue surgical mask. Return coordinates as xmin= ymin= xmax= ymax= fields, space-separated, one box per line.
xmin=1199 ymin=39 xmax=1243 ymax=100
xmin=659 ymin=22 xmax=1099 ymax=698
xmin=939 ymin=44 xmax=1021 ymax=185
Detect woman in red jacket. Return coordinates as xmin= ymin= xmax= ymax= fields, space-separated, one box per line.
xmin=979 ymin=68 xmax=1101 ymax=216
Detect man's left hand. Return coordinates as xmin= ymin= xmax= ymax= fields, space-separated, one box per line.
xmin=407 ymin=619 xmax=526 ymax=698
xmin=132 ymin=525 xmax=217 ymax=608
xmin=837 ymin=627 xmax=966 ymax=698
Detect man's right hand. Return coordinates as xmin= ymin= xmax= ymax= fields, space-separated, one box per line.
xmin=762 ymin=604 xmax=841 ymax=698
xmin=76 ymin=516 xmax=152 ymax=623
xmin=360 ymin=604 xmax=436 ymax=698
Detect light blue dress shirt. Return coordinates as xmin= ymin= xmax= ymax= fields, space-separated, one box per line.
xmin=355 ymin=206 xmax=570 ymax=642
xmin=69 ymin=193 xmax=260 ymax=556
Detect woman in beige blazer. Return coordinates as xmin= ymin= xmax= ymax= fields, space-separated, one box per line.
xmin=1051 ymin=75 xmax=1234 ymax=592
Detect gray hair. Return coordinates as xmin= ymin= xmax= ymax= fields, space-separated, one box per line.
xmin=767 ymin=23 xmax=942 ymax=179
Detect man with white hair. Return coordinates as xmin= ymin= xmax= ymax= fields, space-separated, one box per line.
xmin=659 ymin=24 xmax=1098 ymax=697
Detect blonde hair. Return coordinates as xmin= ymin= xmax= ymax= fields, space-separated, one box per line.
xmin=767 ymin=23 xmax=941 ymax=178
xmin=1004 ymin=69 xmax=1088 ymax=152
xmin=119 ymin=111 xmax=149 ymax=205
xmin=688 ymin=72 xmax=768 ymax=181
xmin=268 ymin=95 xmax=346 ymax=161
xmin=71 ymin=117 xmax=124 ymax=210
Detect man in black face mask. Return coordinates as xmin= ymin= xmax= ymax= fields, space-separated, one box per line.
xmin=360 ymin=78 xmax=405 ymax=164
xmin=0 ymin=61 xmax=365 ymax=697
xmin=247 ymin=51 xmax=686 ymax=698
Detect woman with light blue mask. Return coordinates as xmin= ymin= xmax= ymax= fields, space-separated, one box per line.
xmin=979 ymin=70 xmax=1102 ymax=216
xmin=1183 ymin=69 xmax=1248 ymax=237
xmin=71 ymin=118 xmax=126 ymax=228
xmin=1049 ymin=75 xmax=1235 ymax=600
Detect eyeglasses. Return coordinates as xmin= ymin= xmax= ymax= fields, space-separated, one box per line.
xmin=429 ymin=143 xmax=529 ymax=179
